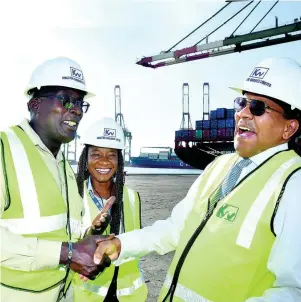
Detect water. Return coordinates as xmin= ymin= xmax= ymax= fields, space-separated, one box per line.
xmin=124 ymin=166 xmax=201 ymax=175
xmin=71 ymin=164 xmax=202 ymax=175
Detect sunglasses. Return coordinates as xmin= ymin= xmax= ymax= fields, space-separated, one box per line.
xmin=39 ymin=93 xmax=90 ymax=113
xmin=234 ymin=97 xmax=282 ymax=116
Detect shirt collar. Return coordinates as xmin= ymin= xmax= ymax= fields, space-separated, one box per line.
xmin=87 ymin=176 xmax=107 ymax=203
xmin=246 ymin=143 xmax=289 ymax=167
xmin=19 ymin=119 xmax=64 ymax=162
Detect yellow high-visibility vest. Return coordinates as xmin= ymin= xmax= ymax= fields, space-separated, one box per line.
xmin=72 ymin=183 xmax=148 ymax=302
xmin=0 ymin=126 xmax=82 ymax=292
xmin=159 ymin=150 xmax=301 ymax=302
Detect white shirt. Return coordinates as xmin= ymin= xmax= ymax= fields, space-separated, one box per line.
xmin=117 ymin=143 xmax=301 ymax=301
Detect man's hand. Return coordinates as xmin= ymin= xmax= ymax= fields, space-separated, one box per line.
xmin=79 ymin=237 xmax=122 ymax=282
xmin=94 ymin=237 xmax=121 ymax=264
xmin=60 ymin=235 xmax=114 ymax=280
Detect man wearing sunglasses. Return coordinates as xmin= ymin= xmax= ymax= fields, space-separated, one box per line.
xmin=0 ymin=57 xmax=112 ymax=302
xmin=93 ymin=57 xmax=301 ymax=301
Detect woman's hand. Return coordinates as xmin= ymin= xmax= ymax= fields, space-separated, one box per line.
xmin=91 ymin=196 xmax=116 ymax=235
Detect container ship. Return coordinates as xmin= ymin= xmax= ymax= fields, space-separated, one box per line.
xmin=129 ymin=147 xmax=196 ymax=169
xmin=175 ymin=106 xmax=235 ymax=170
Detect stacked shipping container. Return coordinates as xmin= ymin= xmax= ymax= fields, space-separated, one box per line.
xmin=175 ymin=108 xmax=235 ymax=141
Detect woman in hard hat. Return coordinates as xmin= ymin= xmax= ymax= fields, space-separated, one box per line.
xmin=72 ymin=117 xmax=148 ymax=302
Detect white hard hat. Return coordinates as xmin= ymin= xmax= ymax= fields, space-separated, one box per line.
xmin=230 ymin=57 xmax=301 ymax=110
xmin=25 ymin=57 xmax=95 ymax=98
xmin=81 ymin=117 xmax=125 ymax=150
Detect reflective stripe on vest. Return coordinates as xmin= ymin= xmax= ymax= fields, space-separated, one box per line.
xmin=0 ymin=126 xmax=82 ymax=292
xmin=163 ymin=274 xmax=212 ymax=302
xmin=236 ymin=155 xmax=301 ymax=248
xmin=80 ymin=276 xmax=144 ymax=297
xmin=159 ymin=150 xmax=301 ymax=302
xmin=0 ymin=213 xmax=81 ymax=234
xmin=73 ymin=184 xmax=147 ymax=301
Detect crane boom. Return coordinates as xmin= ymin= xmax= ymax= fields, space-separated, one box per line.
xmin=137 ymin=20 xmax=301 ymax=69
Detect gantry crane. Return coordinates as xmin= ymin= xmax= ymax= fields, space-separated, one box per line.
xmin=63 ymin=134 xmax=80 ymax=172
xmin=114 ymin=85 xmax=132 ymax=163
xmin=179 ymin=83 xmax=193 ymax=130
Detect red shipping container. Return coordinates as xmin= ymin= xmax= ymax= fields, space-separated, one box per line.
xmin=202 ymin=129 xmax=210 ymax=140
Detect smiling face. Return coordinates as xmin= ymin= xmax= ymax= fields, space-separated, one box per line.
xmin=234 ymin=92 xmax=299 ymax=158
xmin=31 ymin=88 xmax=85 ymax=144
xmin=87 ymin=147 xmax=118 ymax=183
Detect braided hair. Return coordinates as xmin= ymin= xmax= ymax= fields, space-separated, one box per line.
xmin=76 ymin=146 xmax=125 ymax=235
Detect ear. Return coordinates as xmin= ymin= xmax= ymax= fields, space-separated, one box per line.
xmin=283 ymin=119 xmax=299 ymax=140
xmin=27 ymin=98 xmax=41 ymax=114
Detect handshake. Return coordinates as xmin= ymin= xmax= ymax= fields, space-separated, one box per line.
xmin=60 ymin=197 xmax=121 ymax=280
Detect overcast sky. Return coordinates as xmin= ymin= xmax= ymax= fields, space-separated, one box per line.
xmin=1 ymin=0 xmax=301 ymax=156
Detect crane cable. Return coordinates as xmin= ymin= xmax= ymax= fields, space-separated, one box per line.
xmin=250 ymin=0 xmax=279 ymax=33
xmin=230 ymin=1 xmax=262 ymax=37
xmin=193 ymin=1 xmax=254 ymax=46
xmin=165 ymin=2 xmax=232 ymax=52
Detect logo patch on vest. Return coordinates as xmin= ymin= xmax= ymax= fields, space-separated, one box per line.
xmin=216 ymin=204 xmax=239 ymax=222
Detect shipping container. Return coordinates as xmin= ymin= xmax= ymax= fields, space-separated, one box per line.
xmin=139 ymin=153 xmax=149 ymax=158
xmin=210 ymin=120 xmax=218 ymax=129
xmin=217 ymin=120 xmax=226 ymax=129
xmin=226 ymin=108 xmax=235 ymax=119
xmin=226 ymin=128 xmax=234 ymax=138
xmin=216 ymin=108 xmax=227 ymax=119
xmin=203 ymin=129 xmax=210 ymax=140
xmin=210 ymin=129 xmax=217 ymax=140
xmin=148 ymin=153 xmax=158 ymax=159
xmin=195 ymin=120 xmax=203 ymax=129
xmin=202 ymin=120 xmax=210 ymax=129
xmin=226 ymin=118 xmax=235 ymax=128
xmin=176 ymin=130 xmax=191 ymax=137
xmin=217 ymin=128 xmax=226 ymax=139
xmin=210 ymin=110 xmax=217 ymax=120
xmin=176 ymin=130 xmax=196 ymax=138
xmin=196 ymin=130 xmax=203 ymax=139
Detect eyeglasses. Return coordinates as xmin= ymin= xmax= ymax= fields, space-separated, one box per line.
xmin=234 ymin=97 xmax=283 ymax=116
xmin=39 ymin=93 xmax=90 ymax=113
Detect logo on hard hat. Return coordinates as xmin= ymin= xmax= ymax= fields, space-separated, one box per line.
xmin=70 ymin=67 xmax=84 ymax=81
xmin=62 ymin=67 xmax=85 ymax=84
xmin=246 ymin=67 xmax=271 ymax=88
xmin=104 ymin=128 xmax=116 ymax=137
xmin=249 ymin=67 xmax=269 ymax=79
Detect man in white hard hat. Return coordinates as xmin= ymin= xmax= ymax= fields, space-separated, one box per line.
xmin=0 ymin=57 xmax=111 ymax=302
xmin=92 ymin=57 xmax=301 ymax=301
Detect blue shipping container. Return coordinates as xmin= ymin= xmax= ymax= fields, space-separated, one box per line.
xmin=226 ymin=108 xmax=235 ymax=119
xmin=210 ymin=110 xmax=217 ymax=120
xmin=176 ymin=130 xmax=196 ymax=138
xmin=202 ymin=120 xmax=210 ymax=129
xmin=195 ymin=120 xmax=203 ymax=129
xmin=217 ymin=128 xmax=226 ymax=139
xmin=217 ymin=120 xmax=226 ymax=129
xmin=226 ymin=118 xmax=235 ymax=128
xmin=210 ymin=120 xmax=218 ymax=129
xmin=226 ymin=128 xmax=234 ymax=138
xmin=216 ymin=108 xmax=227 ymax=119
